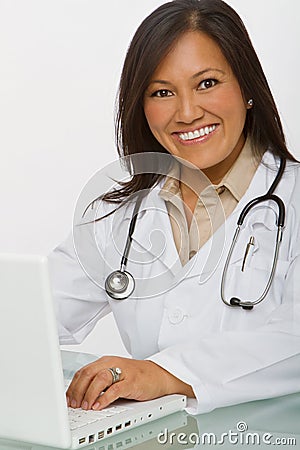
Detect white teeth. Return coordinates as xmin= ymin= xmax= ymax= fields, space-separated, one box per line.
xmin=178 ymin=125 xmax=216 ymax=141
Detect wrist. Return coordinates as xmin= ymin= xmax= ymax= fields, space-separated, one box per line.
xmin=146 ymin=360 xmax=195 ymax=398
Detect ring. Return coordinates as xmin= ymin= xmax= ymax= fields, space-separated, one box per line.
xmin=107 ymin=367 xmax=122 ymax=384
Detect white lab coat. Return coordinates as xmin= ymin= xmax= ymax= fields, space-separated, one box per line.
xmin=49 ymin=151 xmax=300 ymax=414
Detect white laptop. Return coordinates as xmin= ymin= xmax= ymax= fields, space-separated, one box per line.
xmin=0 ymin=411 xmax=189 ymax=450
xmin=0 ymin=254 xmax=186 ymax=449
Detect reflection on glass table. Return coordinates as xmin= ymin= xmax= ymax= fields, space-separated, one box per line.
xmin=0 ymin=351 xmax=299 ymax=450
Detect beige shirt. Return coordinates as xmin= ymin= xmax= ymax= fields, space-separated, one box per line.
xmin=159 ymin=139 xmax=260 ymax=266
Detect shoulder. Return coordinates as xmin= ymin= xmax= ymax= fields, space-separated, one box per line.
xmin=284 ymin=159 xmax=300 ymax=196
xmin=259 ymin=151 xmax=300 ymax=222
xmin=282 ymin=160 xmax=300 ymax=248
xmin=261 ymin=151 xmax=300 ymax=191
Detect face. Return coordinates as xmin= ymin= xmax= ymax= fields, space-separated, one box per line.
xmin=144 ymin=31 xmax=250 ymax=183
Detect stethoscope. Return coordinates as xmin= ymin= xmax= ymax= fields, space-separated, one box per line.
xmin=221 ymin=157 xmax=286 ymax=310
xmin=105 ymin=193 xmax=144 ymax=300
xmin=105 ymin=158 xmax=286 ymax=309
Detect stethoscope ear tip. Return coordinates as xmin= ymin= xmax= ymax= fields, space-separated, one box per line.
xmin=230 ymin=297 xmax=254 ymax=310
xmin=230 ymin=297 xmax=241 ymax=307
xmin=241 ymin=304 xmax=254 ymax=311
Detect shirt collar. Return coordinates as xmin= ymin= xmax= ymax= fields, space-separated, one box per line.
xmin=159 ymin=138 xmax=261 ymax=202
xmin=216 ymin=137 xmax=260 ymax=201
xmin=159 ymin=160 xmax=182 ymax=201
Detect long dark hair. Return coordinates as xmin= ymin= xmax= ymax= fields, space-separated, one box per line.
xmin=103 ymin=0 xmax=296 ymax=204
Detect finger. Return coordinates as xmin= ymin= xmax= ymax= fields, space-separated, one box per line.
xmin=67 ymin=364 xmax=102 ymax=408
xmin=81 ymin=368 xmax=114 ymax=410
xmin=92 ymin=380 xmax=127 ymax=410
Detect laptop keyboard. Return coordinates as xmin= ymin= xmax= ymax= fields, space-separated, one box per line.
xmin=65 ymin=380 xmax=132 ymax=431
xmin=68 ymin=406 xmax=131 ymax=430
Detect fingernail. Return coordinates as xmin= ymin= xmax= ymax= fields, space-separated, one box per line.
xmin=92 ymin=402 xmax=100 ymax=410
xmin=82 ymin=401 xmax=88 ymax=410
xmin=71 ymin=399 xmax=77 ymax=408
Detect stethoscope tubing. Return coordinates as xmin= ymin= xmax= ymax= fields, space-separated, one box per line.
xmin=220 ymin=224 xmax=284 ymax=309
xmin=237 ymin=194 xmax=285 ymax=227
xmin=120 ymin=193 xmax=144 ymax=271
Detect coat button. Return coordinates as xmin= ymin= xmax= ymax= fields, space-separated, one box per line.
xmin=168 ymin=307 xmax=185 ymax=324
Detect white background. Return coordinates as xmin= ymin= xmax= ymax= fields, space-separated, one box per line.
xmin=0 ymin=0 xmax=299 ymax=356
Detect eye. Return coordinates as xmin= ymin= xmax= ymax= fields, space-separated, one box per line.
xmin=199 ymin=79 xmax=218 ymax=90
xmin=151 ymin=89 xmax=173 ymax=98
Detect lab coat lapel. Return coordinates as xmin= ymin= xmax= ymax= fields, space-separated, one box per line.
xmin=130 ymin=187 xmax=182 ymax=276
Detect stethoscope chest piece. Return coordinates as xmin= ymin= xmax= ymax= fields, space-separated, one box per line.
xmin=105 ymin=270 xmax=135 ymax=300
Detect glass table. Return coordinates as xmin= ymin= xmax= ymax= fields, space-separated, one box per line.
xmin=0 ymin=351 xmax=299 ymax=450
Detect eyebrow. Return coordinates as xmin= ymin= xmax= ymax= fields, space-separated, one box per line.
xmin=149 ymin=68 xmax=225 ymax=85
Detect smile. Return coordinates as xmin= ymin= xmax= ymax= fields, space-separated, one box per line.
xmin=178 ymin=125 xmax=217 ymax=141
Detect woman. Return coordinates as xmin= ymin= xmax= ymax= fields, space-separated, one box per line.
xmin=49 ymin=0 xmax=300 ymax=414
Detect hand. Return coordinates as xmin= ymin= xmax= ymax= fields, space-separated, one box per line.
xmin=66 ymin=355 xmax=194 ymax=410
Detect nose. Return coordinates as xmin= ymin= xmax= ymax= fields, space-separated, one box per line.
xmin=175 ymin=92 xmax=204 ymax=124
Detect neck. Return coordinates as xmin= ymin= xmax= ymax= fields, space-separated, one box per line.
xmin=202 ymin=135 xmax=245 ymax=185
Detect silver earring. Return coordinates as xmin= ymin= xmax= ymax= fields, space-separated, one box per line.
xmin=247 ymin=99 xmax=254 ymax=107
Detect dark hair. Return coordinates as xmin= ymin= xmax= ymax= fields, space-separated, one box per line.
xmin=103 ymin=0 xmax=296 ymax=204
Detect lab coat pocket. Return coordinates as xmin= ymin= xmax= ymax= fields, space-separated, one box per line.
xmin=225 ymin=221 xmax=289 ymax=303
xmin=225 ymin=251 xmax=289 ymax=306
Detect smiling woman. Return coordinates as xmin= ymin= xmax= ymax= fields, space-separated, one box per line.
xmin=49 ymin=0 xmax=300 ymax=415
xmin=143 ymin=31 xmax=249 ymax=185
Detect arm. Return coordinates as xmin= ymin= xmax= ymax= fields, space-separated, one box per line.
xmin=149 ymin=253 xmax=300 ymax=414
xmin=48 ymin=214 xmax=111 ymax=344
